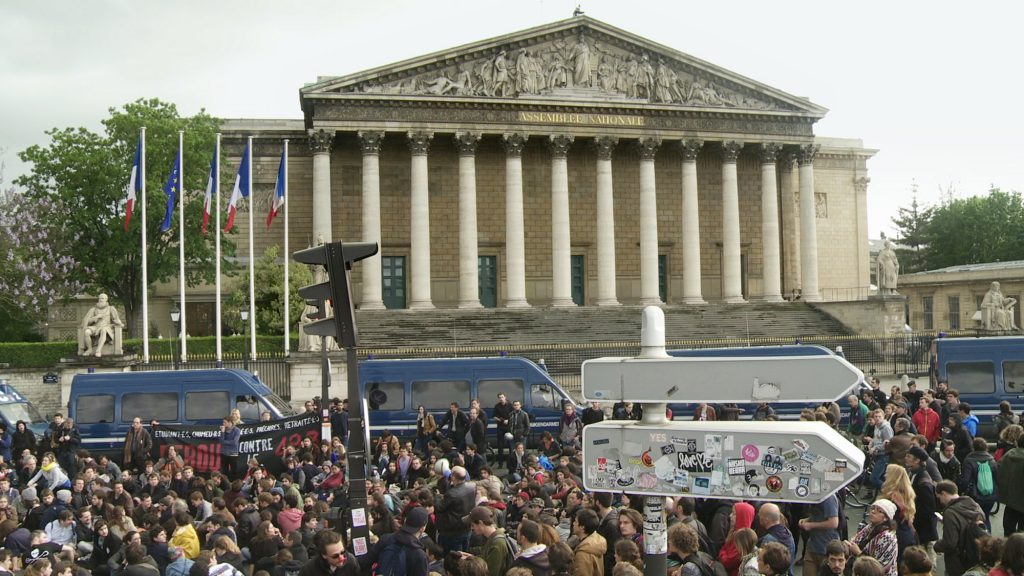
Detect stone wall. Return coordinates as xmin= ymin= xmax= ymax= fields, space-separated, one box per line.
xmin=812 ymin=298 xmax=907 ymax=336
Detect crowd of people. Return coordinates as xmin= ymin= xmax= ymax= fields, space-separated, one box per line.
xmin=0 ymin=378 xmax=1022 ymax=576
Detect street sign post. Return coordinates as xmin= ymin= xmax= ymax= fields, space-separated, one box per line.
xmin=582 ymin=420 xmax=864 ymax=503
xmin=582 ymin=354 xmax=864 ymax=404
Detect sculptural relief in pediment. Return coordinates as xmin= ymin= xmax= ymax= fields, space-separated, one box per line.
xmin=339 ymin=35 xmax=794 ymax=112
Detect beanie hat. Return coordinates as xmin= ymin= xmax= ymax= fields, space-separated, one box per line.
xmin=872 ymin=498 xmax=897 ymax=520
xmin=21 ymin=486 xmax=37 ymax=502
xmin=56 ymin=489 xmax=72 ymax=503
xmin=908 ymin=446 xmax=929 ymax=463
xmin=401 ymin=506 xmax=430 ymax=533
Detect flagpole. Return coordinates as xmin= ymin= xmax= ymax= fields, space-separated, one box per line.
xmin=247 ymin=136 xmax=256 ymax=364
xmin=178 ymin=130 xmax=187 ymax=365
xmin=141 ymin=127 xmax=150 ymax=363
xmin=283 ymin=139 xmax=290 ymax=356
xmin=215 ymin=133 xmax=223 ymax=365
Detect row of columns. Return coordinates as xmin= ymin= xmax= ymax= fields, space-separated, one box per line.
xmin=307 ymin=129 xmax=821 ymax=309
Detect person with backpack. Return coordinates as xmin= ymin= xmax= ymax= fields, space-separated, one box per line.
xmin=667 ymin=522 xmax=723 ymax=576
xmin=996 ymin=431 xmax=1024 ymax=535
xmin=959 ymin=437 xmax=999 ymax=530
xmin=934 ymin=480 xmax=986 ymax=576
xmin=360 ymin=507 xmax=430 ymax=576
xmin=461 ymin=506 xmax=514 ymax=576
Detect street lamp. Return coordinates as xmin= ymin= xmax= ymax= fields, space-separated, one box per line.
xmin=240 ymin=308 xmax=250 ymax=372
xmin=170 ymin=305 xmax=181 ymax=370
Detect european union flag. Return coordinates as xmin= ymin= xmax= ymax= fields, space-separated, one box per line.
xmin=162 ymin=149 xmax=181 ymax=232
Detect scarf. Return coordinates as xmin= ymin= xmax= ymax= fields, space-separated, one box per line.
xmin=42 ymin=461 xmax=57 ymax=472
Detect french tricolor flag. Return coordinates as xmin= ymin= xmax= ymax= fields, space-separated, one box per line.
xmin=124 ymin=138 xmax=142 ymax=231
xmin=202 ymin=145 xmax=218 ymax=235
xmin=224 ymin=141 xmax=251 ymax=233
xmin=265 ymin=150 xmax=285 ymax=228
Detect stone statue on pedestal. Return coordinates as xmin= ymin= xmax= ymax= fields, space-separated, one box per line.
xmin=78 ymin=294 xmax=124 ymax=357
xmin=876 ymin=240 xmax=900 ymax=295
xmin=982 ymin=281 xmax=1018 ymax=331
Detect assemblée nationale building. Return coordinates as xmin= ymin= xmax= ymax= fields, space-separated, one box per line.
xmin=188 ymin=16 xmax=877 ymax=332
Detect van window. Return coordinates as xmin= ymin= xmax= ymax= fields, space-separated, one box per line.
xmin=76 ymin=395 xmax=114 ymax=424
xmin=413 ymin=380 xmax=469 ymax=411
xmin=185 ymin=391 xmax=230 ymax=421
xmin=235 ymin=395 xmax=261 ymax=422
xmin=365 ymin=382 xmax=404 ymax=411
xmin=478 ymin=379 xmax=524 ymax=407
xmin=1003 ymin=361 xmax=1024 ymax=392
xmin=946 ymin=361 xmax=995 ymax=394
xmin=531 ymin=384 xmax=562 ymax=410
xmin=122 ymin=392 xmax=179 ymax=423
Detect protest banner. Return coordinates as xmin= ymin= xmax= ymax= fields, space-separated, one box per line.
xmin=152 ymin=413 xmax=321 ymax=475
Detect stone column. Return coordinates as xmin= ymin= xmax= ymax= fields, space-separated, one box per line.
xmin=798 ymin=144 xmax=822 ymax=302
xmin=720 ymin=140 xmax=745 ymax=303
xmin=407 ymin=131 xmax=434 ymax=309
xmin=593 ymin=136 xmax=620 ymax=306
xmin=308 ymin=129 xmax=334 ymax=243
xmin=455 ymin=132 xmax=483 ymax=309
xmin=780 ymin=154 xmax=801 ymax=297
xmin=549 ymin=134 xmax=575 ymax=307
xmin=358 ymin=131 xmax=386 ymax=310
xmin=759 ymin=143 xmax=784 ymax=303
xmin=503 ymin=133 xmax=530 ymax=308
xmin=637 ymin=137 xmax=662 ymax=305
xmin=679 ymin=139 xmax=705 ymax=304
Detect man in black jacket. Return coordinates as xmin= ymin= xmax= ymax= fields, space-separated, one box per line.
xmin=435 ymin=466 xmax=477 ymax=554
xmin=493 ymin=393 xmax=514 ymax=463
xmin=439 ymin=403 xmax=469 ymax=446
xmin=360 ymin=507 xmax=430 ymax=576
xmin=906 ymin=446 xmax=939 ymax=561
xmin=299 ymin=529 xmax=358 ymax=576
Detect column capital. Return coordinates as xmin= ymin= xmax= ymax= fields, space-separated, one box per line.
xmin=503 ymin=132 xmax=528 ymax=156
xmin=636 ymin=136 xmax=661 ymax=160
xmin=720 ymin=140 xmax=743 ymax=163
xmin=307 ymin=129 xmax=335 ymax=155
xmin=758 ymin=142 xmax=782 ymax=164
xmin=592 ymin=136 xmax=618 ymax=160
xmin=407 ymin=131 xmax=433 ymax=156
xmin=678 ymin=139 xmax=704 ymax=162
xmin=548 ymin=134 xmax=575 ymax=158
xmin=780 ymin=151 xmax=797 ymax=171
xmin=854 ymin=176 xmax=871 ymax=194
xmin=454 ymin=132 xmax=482 ymax=156
xmin=357 ymin=131 xmax=384 ymax=155
xmin=797 ymin=143 xmax=820 ymax=166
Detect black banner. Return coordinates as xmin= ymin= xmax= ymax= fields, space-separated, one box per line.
xmin=152 ymin=414 xmax=321 ymax=476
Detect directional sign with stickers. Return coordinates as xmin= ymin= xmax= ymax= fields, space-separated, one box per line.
xmin=582 ymin=354 xmax=863 ymax=404
xmin=582 ymin=420 xmax=864 ymax=503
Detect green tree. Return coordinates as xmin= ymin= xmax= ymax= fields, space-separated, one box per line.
xmin=15 ymin=99 xmax=235 ymax=337
xmin=227 ymin=244 xmax=312 ymax=336
xmin=890 ymin=182 xmax=934 ymax=274
xmin=921 ymin=187 xmax=1024 ymax=270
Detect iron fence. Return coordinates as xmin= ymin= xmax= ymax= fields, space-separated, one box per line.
xmin=138 ymin=353 xmax=292 ymax=400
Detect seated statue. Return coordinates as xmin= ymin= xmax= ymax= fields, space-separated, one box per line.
xmin=78 ymin=294 xmax=124 ymax=357
xmin=982 ymin=281 xmax=1018 ymax=332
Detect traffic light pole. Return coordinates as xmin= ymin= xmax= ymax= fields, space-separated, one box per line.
xmin=345 ymin=345 xmax=370 ymax=555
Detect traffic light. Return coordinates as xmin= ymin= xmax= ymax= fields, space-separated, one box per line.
xmin=293 ymin=241 xmax=379 ymax=349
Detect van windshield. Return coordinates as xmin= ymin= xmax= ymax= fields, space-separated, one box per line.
xmin=263 ymin=394 xmax=299 ymax=416
xmin=0 ymin=402 xmax=46 ymax=425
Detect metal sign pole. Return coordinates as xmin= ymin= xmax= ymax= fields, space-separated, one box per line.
xmin=638 ymin=307 xmax=668 ymax=576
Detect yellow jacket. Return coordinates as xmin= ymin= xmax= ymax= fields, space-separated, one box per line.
xmin=171 ymin=524 xmax=201 ymax=559
xmin=572 ymin=531 xmax=607 ymax=576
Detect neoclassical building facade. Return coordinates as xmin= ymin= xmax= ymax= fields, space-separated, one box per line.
xmin=210 ymin=16 xmax=875 ymax=325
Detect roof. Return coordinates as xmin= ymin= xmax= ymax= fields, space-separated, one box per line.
xmin=902 ymin=260 xmax=1024 ymax=277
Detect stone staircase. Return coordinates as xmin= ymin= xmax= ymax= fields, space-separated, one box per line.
xmin=353 ymin=302 xmax=854 ymax=350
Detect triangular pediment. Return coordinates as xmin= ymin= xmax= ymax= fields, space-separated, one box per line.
xmin=302 ymin=16 xmax=827 ymax=118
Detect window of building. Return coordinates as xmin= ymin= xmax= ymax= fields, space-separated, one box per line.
xmin=122 ymin=392 xmax=179 ymax=423
xmin=412 ymin=380 xmax=469 ymax=411
xmin=365 ymin=381 xmax=405 ymax=411
xmin=946 ymin=361 xmax=995 ymax=394
xmin=922 ymin=296 xmax=933 ymax=330
xmin=478 ymin=379 xmax=525 ymax=408
xmin=948 ymin=296 xmax=960 ymax=330
xmin=185 ymin=391 xmax=230 ymax=421
xmin=75 ymin=395 xmax=114 ymax=424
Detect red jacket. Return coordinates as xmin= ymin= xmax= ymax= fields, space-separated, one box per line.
xmin=913 ymin=407 xmax=941 ymax=444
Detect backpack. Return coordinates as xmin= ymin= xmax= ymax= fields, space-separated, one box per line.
xmin=976 ymin=460 xmax=995 ymax=497
xmin=376 ymin=538 xmax=408 ymax=576
xmin=683 ymin=553 xmax=726 ymax=576
xmin=959 ymin=518 xmax=989 ymax=569
xmin=495 ymin=533 xmax=518 ymax=575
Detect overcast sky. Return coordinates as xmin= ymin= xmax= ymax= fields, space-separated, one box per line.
xmin=2 ymin=0 xmax=1022 ymax=238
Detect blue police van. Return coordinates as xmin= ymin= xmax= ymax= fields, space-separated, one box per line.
xmin=359 ymin=356 xmax=578 ymax=446
xmin=68 ymin=369 xmax=298 ymax=457
xmin=930 ymin=336 xmax=1024 ymax=438
xmin=0 ymin=380 xmax=49 ymax=439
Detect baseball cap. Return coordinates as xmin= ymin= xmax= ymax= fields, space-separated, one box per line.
xmin=529 ymin=498 xmax=545 ymax=508
xmin=462 ymin=506 xmax=496 ymax=527
xmin=402 ymin=507 xmax=430 ymax=533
